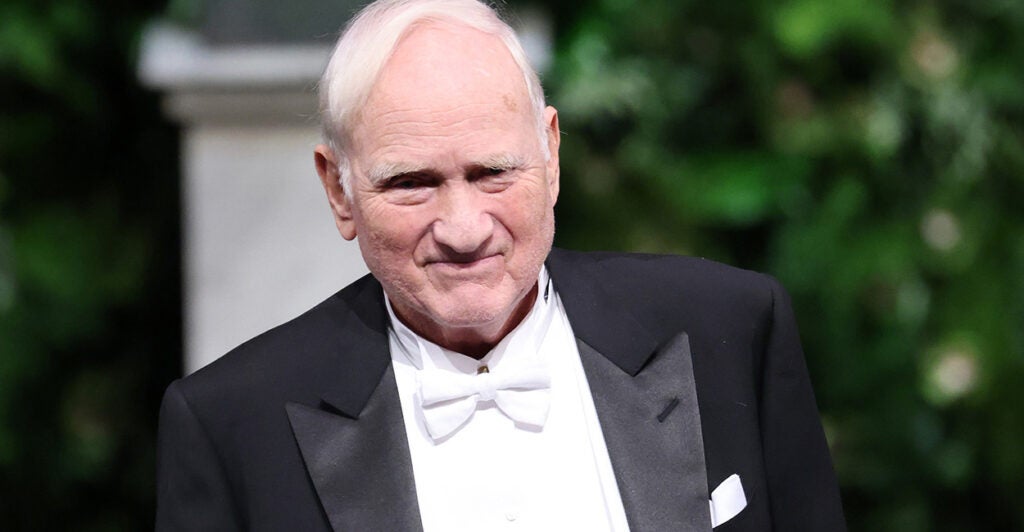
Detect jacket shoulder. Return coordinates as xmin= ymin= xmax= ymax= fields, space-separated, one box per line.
xmin=549 ymin=248 xmax=775 ymax=311
xmin=169 ymin=273 xmax=387 ymax=412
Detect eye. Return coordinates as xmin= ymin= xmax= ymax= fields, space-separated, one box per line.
xmin=391 ymin=178 xmax=419 ymax=189
xmin=383 ymin=173 xmax=430 ymax=190
xmin=472 ymin=166 xmax=514 ymax=181
xmin=484 ymin=167 xmax=505 ymax=176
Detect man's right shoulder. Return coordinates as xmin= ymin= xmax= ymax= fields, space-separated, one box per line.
xmin=167 ymin=272 xmax=387 ymax=408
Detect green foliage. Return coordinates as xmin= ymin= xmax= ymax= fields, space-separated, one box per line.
xmin=550 ymin=0 xmax=1024 ymax=528
xmin=0 ymin=0 xmax=179 ymax=528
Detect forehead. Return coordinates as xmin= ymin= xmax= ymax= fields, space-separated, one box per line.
xmin=374 ymin=22 xmax=526 ymax=106
xmin=349 ymin=23 xmax=534 ymax=156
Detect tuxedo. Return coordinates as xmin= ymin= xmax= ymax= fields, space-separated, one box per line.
xmin=156 ymin=248 xmax=845 ymax=531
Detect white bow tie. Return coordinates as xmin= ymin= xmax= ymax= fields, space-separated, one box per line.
xmin=417 ymin=361 xmax=551 ymax=440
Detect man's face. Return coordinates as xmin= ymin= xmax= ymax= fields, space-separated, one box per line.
xmin=315 ymin=22 xmax=560 ymax=350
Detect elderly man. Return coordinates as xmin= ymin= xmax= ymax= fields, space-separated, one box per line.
xmin=156 ymin=0 xmax=845 ymax=530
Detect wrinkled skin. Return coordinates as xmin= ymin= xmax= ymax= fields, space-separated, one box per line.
xmin=315 ymin=22 xmax=560 ymax=357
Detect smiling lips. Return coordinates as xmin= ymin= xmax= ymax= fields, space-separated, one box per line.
xmin=426 ymin=253 xmax=503 ymax=277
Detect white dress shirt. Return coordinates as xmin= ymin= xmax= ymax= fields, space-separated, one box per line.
xmin=387 ymin=267 xmax=631 ymax=531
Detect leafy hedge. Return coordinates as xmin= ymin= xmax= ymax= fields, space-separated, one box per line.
xmin=0 ymin=0 xmax=179 ymax=528
xmin=550 ymin=0 xmax=1024 ymax=529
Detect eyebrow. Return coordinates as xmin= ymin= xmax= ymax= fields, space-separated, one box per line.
xmin=365 ymin=153 xmax=527 ymax=186
xmin=478 ymin=153 xmax=526 ymax=171
xmin=365 ymin=161 xmax=429 ymax=187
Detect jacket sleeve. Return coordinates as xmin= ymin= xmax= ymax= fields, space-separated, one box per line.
xmin=156 ymin=380 xmax=242 ymax=531
xmin=758 ymin=275 xmax=846 ymax=531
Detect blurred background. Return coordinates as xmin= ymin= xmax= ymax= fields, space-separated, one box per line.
xmin=1 ymin=0 xmax=1022 ymax=529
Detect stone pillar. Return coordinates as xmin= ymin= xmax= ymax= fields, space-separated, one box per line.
xmin=139 ymin=24 xmax=368 ymax=374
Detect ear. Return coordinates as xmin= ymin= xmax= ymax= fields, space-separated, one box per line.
xmin=543 ymin=106 xmax=561 ymax=205
xmin=314 ymin=144 xmax=358 ymax=240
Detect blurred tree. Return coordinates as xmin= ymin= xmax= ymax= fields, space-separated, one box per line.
xmin=549 ymin=0 xmax=1024 ymax=529
xmin=0 ymin=0 xmax=179 ymax=528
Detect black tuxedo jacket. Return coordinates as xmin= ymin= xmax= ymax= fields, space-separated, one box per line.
xmin=156 ymin=249 xmax=845 ymax=531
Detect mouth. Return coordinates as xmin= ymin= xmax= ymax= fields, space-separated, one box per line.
xmin=426 ymin=253 xmax=502 ymax=274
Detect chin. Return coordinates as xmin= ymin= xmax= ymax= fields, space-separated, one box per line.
xmin=432 ymin=303 xmax=508 ymax=329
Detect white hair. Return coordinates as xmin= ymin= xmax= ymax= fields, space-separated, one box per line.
xmin=318 ymin=0 xmax=549 ymax=193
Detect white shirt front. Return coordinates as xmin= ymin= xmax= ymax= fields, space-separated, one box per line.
xmin=387 ymin=267 xmax=631 ymax=531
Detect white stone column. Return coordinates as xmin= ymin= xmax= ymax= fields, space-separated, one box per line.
xmin=139 ymin=25 xmax=368 ymax=374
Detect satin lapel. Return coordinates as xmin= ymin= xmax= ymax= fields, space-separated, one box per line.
xmin=286 ymin=365 xmax=422 ymax=532
xmin=579 ymin=332 xmax=712 ymax=532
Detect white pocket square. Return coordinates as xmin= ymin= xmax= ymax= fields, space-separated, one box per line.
xmin=709 ymin=474 xmax=747 ymax=528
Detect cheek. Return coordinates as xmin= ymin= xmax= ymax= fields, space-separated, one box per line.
xmin=501 ymin=186 xmax=556 ymax=257
xmin=513 ymin=184 xmax=555 ymax=226
xmin=355 ymin=205 xmax=428 ymax=260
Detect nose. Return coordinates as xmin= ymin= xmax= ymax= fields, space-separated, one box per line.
xmin=431 ymin=182 xmax=494 ymax=255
